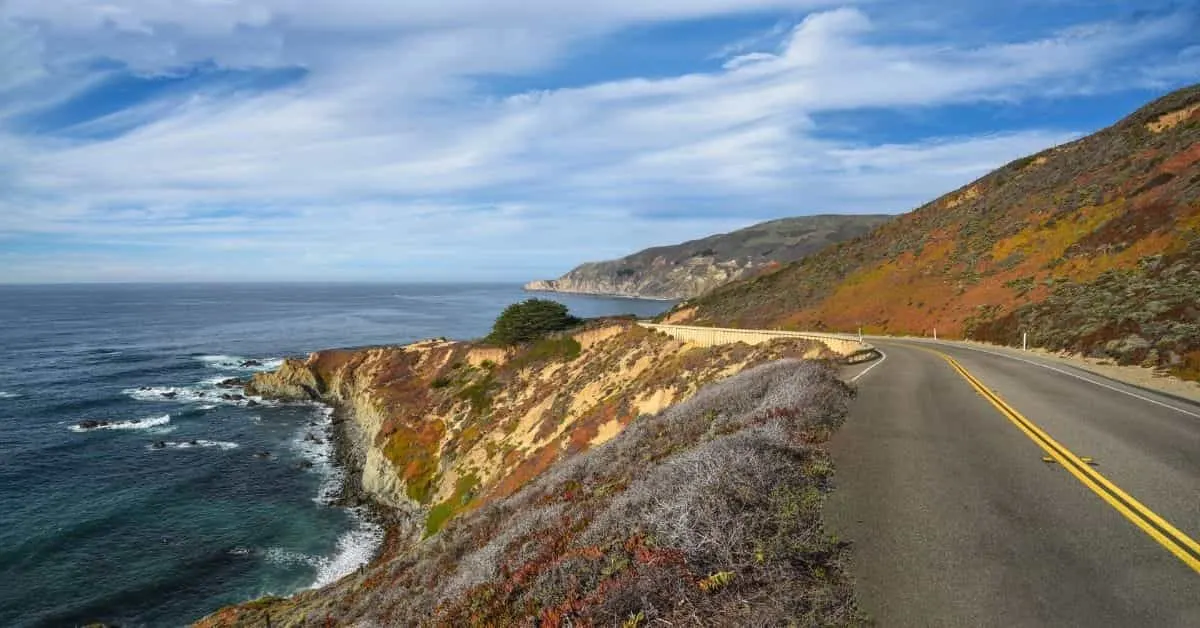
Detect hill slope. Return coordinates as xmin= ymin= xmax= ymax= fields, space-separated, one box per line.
xmin=677 ymin=84 xmax=1200 ymax=379
xmin=525 ymin=214 xmax=891 ymax=300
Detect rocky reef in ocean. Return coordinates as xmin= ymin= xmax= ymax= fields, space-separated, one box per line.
xmin=525 ymin=214 xmax=890 ymax=300
xmin=198 ymin=320 xmax=857 ymax=626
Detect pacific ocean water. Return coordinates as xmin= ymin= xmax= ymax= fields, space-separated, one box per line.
xmin=0 ymin=283 xmax=671 ymax=627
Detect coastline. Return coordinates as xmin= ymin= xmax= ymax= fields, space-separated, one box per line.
xmin=323 ymin=401 xmax=418 ymax=569
xmin=522 ymin=287 xmax=679 ymax=302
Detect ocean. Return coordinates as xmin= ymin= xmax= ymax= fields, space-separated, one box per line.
xmin=0 ymin=283 xmax=671 ymax=627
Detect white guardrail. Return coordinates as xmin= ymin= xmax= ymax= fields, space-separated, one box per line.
xmin=637 ymin=323 xmax=878 ymax=363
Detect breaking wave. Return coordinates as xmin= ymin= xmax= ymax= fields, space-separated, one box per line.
xmin=147 ymin=440 xmax=240 ymax=451
xmin=123 ymin=385 xmax=275 ymax=408
xmin=196 ymin=355 xmax=284 ymax=372
xmin=264 ymin=515 xmax=383 ymax=589
xmin=70 ymin=414 xmax=171 ymax=433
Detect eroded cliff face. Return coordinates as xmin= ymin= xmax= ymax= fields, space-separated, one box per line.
xmin=199 ymin=324 xmax=846 ymax=627
xmin=244 ymin=321 xmax=831 ymax=536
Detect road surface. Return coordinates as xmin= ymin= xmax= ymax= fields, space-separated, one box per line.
xmin=829 ymin=339 xmax=1200 ymax=627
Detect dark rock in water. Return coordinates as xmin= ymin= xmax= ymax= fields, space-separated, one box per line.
xmin=254 ymin=451 xmax=271 ymax=459
xmin=220 ymin=393 xmax=246 ymax=401
xmin=152 ymin=440 xmax=166 ymax=449
xmin=161 ymin=391 xmax=178 ymax=399
xmin=77 ymin=419 xmax=105 ymax=430
xmin=217 ymin=377 xmax=245 ymax=388
xmin=189 ymin=440 xmax=199 ymax=446
xmin=297 ymin=460 xmax=314 ymax=470
xmin=240 ymin=359 xmax=263 ymax=368
xmin=246 ymin=400 xmax=260 ymax=408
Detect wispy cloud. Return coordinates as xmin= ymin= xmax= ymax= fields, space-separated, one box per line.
xmin=1 ymin=1 xmax=1197 ymax=282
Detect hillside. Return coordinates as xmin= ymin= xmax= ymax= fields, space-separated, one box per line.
xmin=676 ymin=84 xmax=1200 ymax=379
xmin=525 ymin=214 xmax=891 ymax=300
xmin=199 ymin=322 xmax=857 ymax=625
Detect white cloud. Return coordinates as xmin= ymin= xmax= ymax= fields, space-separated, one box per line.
xmin=0 ymin=2 xmax=1196 ymax=282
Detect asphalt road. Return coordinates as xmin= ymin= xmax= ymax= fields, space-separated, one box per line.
xmin=829 ymin=339 xmax=1200 ymax=627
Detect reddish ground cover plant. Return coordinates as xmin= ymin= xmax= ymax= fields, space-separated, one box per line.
xmin=198 ymin=360 xmax=861 ymax=627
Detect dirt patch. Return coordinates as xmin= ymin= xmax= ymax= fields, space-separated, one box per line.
xmin=1146 ymin=102 xmax=1200 ymax=133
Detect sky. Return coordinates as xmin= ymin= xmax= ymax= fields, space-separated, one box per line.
xmin=1 ymin=0 xmax=1197 ymax=283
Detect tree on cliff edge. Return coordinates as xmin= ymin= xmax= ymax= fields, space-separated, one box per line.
xmin=487 ymin=299 xmax=580 ymax=346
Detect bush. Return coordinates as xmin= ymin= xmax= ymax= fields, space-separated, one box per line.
xmin=508 ymin=336 xmax=583 ymax=371
xmin=487 ymin=299 xmax=580 ymax=346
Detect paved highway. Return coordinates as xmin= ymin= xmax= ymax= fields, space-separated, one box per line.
xmin=829 ymin=339 xmax=1200 ymax=627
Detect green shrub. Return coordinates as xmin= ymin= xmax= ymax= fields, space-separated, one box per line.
xmin=510 ymin=336 xmax=583 ymax=371
xmin=486 ymin=299 xmax=580 ymax=346
xmin=457 ymin=374 xmax=497 ymax=415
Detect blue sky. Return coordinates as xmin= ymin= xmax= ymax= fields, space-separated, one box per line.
xmin=1 ymin=0 xmax=1197 ymax=283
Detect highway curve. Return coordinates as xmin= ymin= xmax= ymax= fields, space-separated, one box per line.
xmin=828 ymin=339 xmax=1200 ymax=627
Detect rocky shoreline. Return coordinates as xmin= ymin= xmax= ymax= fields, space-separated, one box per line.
xmin=319 ymin=401 xmax=419 ymax=562
xmin=522 ymin=284 xmax=677 ymax=301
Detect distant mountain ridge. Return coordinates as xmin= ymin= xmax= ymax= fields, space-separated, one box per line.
xmin=677 ymin=84 xmax=1200 ymax=379
xmin=525 ymin=214 xmax=892 ymax=300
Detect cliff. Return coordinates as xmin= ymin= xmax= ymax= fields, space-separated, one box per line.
xmin=198 ymin=322 xmax=851 ymax=625
xmin=241 ymin=321 xmax=832 ymax=537
xmin=679 ymin=84 xmax=1200 ymax=379
xmin=200 ymin=351 xmax=856 ymax=626
xmin=525 ymin=214 xmax=890 ymax=300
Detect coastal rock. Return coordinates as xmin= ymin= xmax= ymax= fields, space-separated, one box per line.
xmin=77 ymin=419 xmax=106 ymax=430
xmin=239 ymin=360 xmax=263 ymax=368
xmin=525 ymin=214 xmax=889 ymax=300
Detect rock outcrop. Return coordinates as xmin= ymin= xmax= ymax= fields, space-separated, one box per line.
xmin=525 ymin=214 xmax=891 ymax=300
xmin=242 ymin=321 xmax=831 ymax=530
xmin=200 ymin=333 xmax=852 ymax=627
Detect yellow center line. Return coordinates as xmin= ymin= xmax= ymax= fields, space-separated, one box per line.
xmin=925 ymin=347 xmax=1200 ymax=574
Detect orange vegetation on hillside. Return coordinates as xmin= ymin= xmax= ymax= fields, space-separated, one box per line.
xmin=684 ymin=84 xmax=1200 ymax=374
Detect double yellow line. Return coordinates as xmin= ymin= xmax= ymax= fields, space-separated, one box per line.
xmin=934 ymin=350 xmax=1200 ymax=574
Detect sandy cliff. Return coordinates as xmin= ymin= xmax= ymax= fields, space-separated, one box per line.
xmin=198 ymin=324 xmax=851 ymax=626
xmin=242 ymin=321 xmax=831 ymax=536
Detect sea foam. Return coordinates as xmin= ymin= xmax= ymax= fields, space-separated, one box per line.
xmin=197 ymin=355 xmax=284 ymax=372
xmin=263 ymin=514 xmax=383 ymax=589
xmin=148 ymin=439 xmax=240 ymax=451
xmin=70 ymin=414 xmax=171 ymax=432
xmin=313 ymin=517 xmax=384 ymax=587
xmin=124 ymin=385 xmax=276 ymax=408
